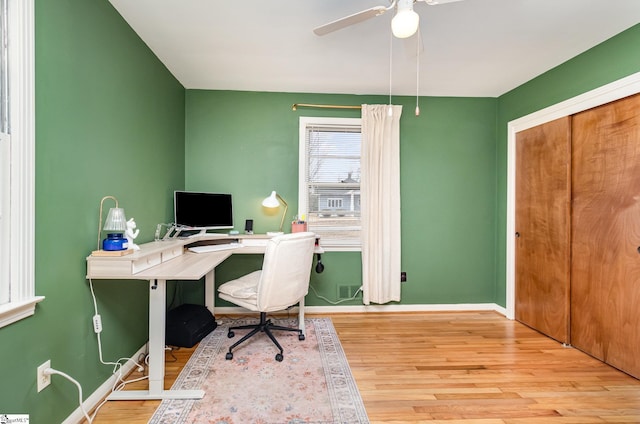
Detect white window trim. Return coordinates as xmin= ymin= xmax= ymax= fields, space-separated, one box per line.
xmin=0 ymin=0 xmax=42 ymax=329
xmin=298 ymin=116 xmax=362 ymax=252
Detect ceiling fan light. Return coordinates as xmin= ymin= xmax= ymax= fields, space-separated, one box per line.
xmin=391 ymin=8 xmax=420 ymax=38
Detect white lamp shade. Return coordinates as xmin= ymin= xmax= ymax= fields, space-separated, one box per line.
xmin=103 ymin=207 xmax=127 ymax=232
xmin=262 ymin=191 xmax=280 ymax=208
xmin=391 ymin=8 xmax=420 ymax=38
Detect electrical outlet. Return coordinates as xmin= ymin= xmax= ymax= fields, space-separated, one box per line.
xmin=37 ymin=360 xmax=51 ymax=392
xmin=401 ymin=271 xmax=407 ymax=282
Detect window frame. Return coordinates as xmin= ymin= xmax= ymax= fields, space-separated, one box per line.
xmin=0 ymin=0 xmax=42 ymax=329
xmin=298 ymin=116 xmax=362 ymax=252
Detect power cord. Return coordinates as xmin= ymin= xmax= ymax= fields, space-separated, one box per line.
xmin=309 ymin=283 xmax=362 ymax=305
xmin=43 ymin=367 xmax=92 ymax=424
xmin=89 ymin=278 xmax=146 ymax=374
xmin=87 ymin=278 xmax=149 ymax=420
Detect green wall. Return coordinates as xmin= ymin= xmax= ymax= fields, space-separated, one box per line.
xmin=493 ymin=23 xmax=640 ymax=305
xmin=184 ymin=90 xmax=498 ymax=306
xmin=0 ymin=1 xmax=636 ymax=421
xmin=0 ymin=0 xmax=185 ymax=422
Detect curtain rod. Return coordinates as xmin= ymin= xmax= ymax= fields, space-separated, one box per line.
xmin=291 ymin=103 xmax=362 ymax=111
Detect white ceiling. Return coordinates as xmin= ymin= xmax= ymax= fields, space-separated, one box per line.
xmin=108 ymin=0 xmax=640 ymax=98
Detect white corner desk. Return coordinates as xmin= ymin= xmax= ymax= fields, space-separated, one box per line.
xmin=86 ymin=233 xmax=322 ymax=401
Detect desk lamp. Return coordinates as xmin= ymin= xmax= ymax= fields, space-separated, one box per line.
xmin=262 ymin=191 xmax=287 ymax=235
xmin=94 ymin=195 xmax=129 ymax=255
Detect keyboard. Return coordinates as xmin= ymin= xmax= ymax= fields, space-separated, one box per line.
xmin=188 ymin=243 xmax=242 ymax=253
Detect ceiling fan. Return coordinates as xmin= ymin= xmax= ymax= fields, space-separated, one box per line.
xmin=314 ymin=0 xmax=463 ymax=39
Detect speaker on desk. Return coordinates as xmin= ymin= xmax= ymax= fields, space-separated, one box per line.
xmin=165 ymin=304 xmax=217 ymax=348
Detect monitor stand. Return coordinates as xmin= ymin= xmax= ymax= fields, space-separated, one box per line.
xmin=169 ymin=227 xmax=202 ymax=239
xmin=188 ymin=228 xmax=209 ymax=237
xmin=172 ymin=227 xmax=228 ymax=239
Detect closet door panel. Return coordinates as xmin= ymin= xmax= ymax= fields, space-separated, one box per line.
xmin=515 ymin=116 xmax=571 ymax=343
xmin=571 ymin=93 xmax=640 ymax=378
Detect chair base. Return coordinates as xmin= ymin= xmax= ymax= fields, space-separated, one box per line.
xmin=225 ymin=312 xmax=305 ymax=361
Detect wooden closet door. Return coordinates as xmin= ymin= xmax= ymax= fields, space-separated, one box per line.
xmin=515 ymin=116 xmax=571 ymax=343
xmin=571 ymin=93 xmax=640 ymax=378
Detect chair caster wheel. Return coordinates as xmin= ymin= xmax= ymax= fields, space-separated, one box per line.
xmin=227 ymin=331 xmax=235 ymax=338
xmin=226 ymin=352 xmax=233 ymax=360
xmin=298 ymin=334 xmax=305 ymax=341
xmin=275 ymin=353 xmax=283 ymax=362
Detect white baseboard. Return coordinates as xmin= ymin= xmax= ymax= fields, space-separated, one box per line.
xmin=61 ymin=344 xmax=147 ymax=424
xmin=215 ymin=303 xmax=507 ymax=317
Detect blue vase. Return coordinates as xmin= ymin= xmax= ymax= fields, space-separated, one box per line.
xmin=103 ymin=233 xmax=128 ymax=251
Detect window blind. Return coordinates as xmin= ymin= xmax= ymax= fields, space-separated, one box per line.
xmin=303 ymin=123 xmax=362 ymax=247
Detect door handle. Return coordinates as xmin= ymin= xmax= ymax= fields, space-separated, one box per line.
xmin=515 ymin=232 xmax=521 ymax=238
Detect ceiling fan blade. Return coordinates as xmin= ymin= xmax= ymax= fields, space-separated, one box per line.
xmin=313 ymin=6 xmax=390 ymax=36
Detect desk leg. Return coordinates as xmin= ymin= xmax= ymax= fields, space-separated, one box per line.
xmin=298 ymin=297 xmax=305 ymax=335
xmin=107 ymin=279 xmax=204 ymax=401
xmin=205 ymin=269 xmax=215 ymax=315
xmin=147 ymin=278 xmax=165 ymax=395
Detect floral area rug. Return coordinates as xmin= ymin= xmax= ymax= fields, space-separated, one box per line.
xmin=149 ymin=317 xmax=369 ymax=424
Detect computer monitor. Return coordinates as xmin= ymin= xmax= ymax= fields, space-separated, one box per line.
xmin=174 ymin=191 xmax=233 ymax=233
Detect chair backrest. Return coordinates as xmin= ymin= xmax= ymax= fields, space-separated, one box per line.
xmin=256 ymin=232 xmax=316 ymax=312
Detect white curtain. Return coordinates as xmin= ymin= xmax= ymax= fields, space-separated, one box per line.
xmin=360 ymin=104 xmax=402 ymax=305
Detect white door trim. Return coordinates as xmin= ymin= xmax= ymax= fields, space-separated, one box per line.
xmin=505 ymin=72 xmax=640 ymax=319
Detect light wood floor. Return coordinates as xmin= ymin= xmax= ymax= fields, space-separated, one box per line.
xmin=87 ymin=311 xmax=640 ymax=423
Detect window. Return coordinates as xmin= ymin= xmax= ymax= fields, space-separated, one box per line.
xmin=326 ymin=198 xmax=343 ymax=209
xmin=298 ymin=117 xmax=362 ymax=251
xmin=0 ymin=0 xmax=41 ymax=329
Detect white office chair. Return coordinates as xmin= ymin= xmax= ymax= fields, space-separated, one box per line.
xmin=217 ymin=232 xmax=316 ymax=361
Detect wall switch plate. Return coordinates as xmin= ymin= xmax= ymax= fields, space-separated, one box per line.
xmin=37 ymin=360 xmax=51 ymax=392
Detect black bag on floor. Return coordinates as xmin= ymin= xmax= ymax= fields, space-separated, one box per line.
xmin=165 ymin=304 xmax=217 ymax=348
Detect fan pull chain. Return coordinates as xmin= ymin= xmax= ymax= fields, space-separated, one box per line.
xmin=415 ymin=28 xmax=421 ymax=116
